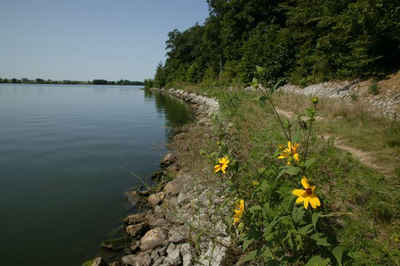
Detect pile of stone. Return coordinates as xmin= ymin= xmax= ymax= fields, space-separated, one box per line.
xmin=87 ymin=90 xmax=231 ymax=266
xmin=163 ymin=89 xmax=219 ymax=118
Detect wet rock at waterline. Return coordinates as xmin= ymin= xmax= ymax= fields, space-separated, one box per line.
xmin=123 ymin=212 xmax=148 ymax=225
xmin=126 ymin=223 xmax=147 ymax=237
xmin=160 ymin=153 xmax=176 ymax=168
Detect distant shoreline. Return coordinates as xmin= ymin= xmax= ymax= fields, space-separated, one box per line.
xmin=0 ymin=78 xmax=144 ymax=86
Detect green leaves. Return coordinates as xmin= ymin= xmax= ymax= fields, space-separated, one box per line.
xmin=332 ymin=246 xmax=346 ymax=266
xmin=236 ymin=250 xmax=258 ymax=265
xmin=311 ymin=233 xmax=331 ymax=247
xmin=305 ymin=256 xmax=330 ymax=266
xmin=312 ymin=212 xmax=320 ymax=230
xmin=304 ymin=158 xmax=317 ymax=169
xmin=280 ymin=165 xmax=301 ymax=176
xmin=292 ymin=206 xmax=305 ymax=224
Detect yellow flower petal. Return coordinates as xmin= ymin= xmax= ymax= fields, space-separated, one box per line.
xmin=214 ymin=165 xmax=221 ymax=173
xmin=301 ymin=177 xmax=310 ymax=189
xmin=278 ymin=155 xmax=286 ymax=159
xmin=239 ymin=200 xmax=244 ymax=210
xmin=293 ymin=153 xmax=300 ymax=162
xmin=296 ymin=196 xmax=305 ymax=204
xmin=292 ymin=189 xmax=305 ymax=197
xmin=309 ymin=196 xmax=321 ymax=209
xmin=288 ymin=141 xmax=292 ymax=150
xmin=304 ymin=198 xmax=309 ymax=209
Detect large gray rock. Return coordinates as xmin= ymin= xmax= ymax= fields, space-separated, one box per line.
xmin=163 ymin=243 xmax=181 ymax=265
xmin=145 ymin=212 xmax=167 ymax=227
xmin=198 ymin=241 xmax=227 ymax=266
xmin=180 ymin=243 xmax=192 ymax=266
xmin=163 ymin=180 xmax=182 ymax=196
xmin=168 ymin=226 xmax=186 ymax=243
xmin=121 ymin=253 xmax=151 ymax=266
xmin=148 ymin=192 xmax=165 ymax=206
xmin=140 ymin=228 xmax=167 ymax=251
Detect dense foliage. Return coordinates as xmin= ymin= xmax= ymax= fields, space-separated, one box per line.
xmin=154 ymin=0 xmax=400 ymax=87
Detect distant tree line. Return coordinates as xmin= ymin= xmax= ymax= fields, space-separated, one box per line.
xmin=151 ymin=0 xmax=400 ymax=88
xmin=0 ymin=77 xmax=144 ymax=86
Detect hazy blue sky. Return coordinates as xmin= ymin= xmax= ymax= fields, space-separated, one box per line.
xmin=0 ymin=0 xmax=209 ymax=81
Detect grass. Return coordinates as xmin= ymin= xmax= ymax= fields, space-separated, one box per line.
xmin=272 ymin=92 xmax=400 ymax=177
xmin=165 ymin=81 xmax=400 ymax=265
xmin=369 ymin=82 xmax=380 ymax=95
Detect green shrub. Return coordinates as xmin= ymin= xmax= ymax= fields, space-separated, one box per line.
xmin=368 ymin=82 xmax=380 ymax=95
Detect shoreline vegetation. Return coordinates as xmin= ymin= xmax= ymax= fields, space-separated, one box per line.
xmin=127 ymin=0 xmax=400 ymax=263
xmin=85 ymin=85 xmax=399 ymax=265
xmin=0 ymin=78 xmax=144 ymax=86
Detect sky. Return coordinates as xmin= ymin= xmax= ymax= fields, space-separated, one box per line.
xmin=0 ymin=0 xmax=210 ymax=81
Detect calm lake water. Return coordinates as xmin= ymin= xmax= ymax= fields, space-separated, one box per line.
xmin=0 ymin=84 xmax=192 ymax=265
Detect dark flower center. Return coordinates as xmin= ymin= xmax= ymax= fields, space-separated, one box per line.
xmin=305 ymin=188 xmax=312 ymax=195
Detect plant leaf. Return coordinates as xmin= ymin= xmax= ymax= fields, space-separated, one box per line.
xmin=284 ymin=166 xmax=301 ymax=176
xmin=236 ymin=250 xmax=258 ymax=265
xmin=311 ymin=233 xmax=331 ymax=247
xmin=304 ymin=158 xmax=317 ymax=169
xmin=256 ymin=65 xmax=265 ymax=73
xmin=305 ymin=255 xmax=330 ymax=266
xmin=242 ymin=239 xmax=254 ymax=251
xmin=298 ymin=224 xmax=314 ymax=235
xmin=262 ymin=246 xmax=273 ymax=260
xmin=332 ymin=246 xmax=345 ymax=266
xmin=312 ymin=212 xmax=319 ymax=230
xmin=292 ymin=206 xmax=305 ymax=224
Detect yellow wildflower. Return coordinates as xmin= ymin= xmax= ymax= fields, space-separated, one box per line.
xmin=278 ymin=141 xmax=300 ymax=164
xmin=233 ymin=199 xmax=244 ymax=225
xmin=214 ymin=156 xmax=230 ymax=174
xmin=252 ymin=180 xmax=260 ymax=186
xmin=292 ymin=177 xmax=321 ymax=209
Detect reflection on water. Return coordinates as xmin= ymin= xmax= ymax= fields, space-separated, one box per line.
xmin=0 ymin=84 xmax=192 ymax=266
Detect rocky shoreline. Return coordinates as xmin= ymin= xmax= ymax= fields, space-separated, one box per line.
xmin=87 ymin=88 xmax=231 ymax=266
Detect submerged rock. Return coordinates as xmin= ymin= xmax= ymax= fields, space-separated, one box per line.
xmin=91 ymin=257 xmax=104 ymax=266
xmin=125 ymin=191 xmax=142 ymax=206
xmin=101 ymin=237 xmax=127 ymax=251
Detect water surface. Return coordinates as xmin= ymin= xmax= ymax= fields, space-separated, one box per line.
xmin=0 ymin=84 xmax=191 ymax=265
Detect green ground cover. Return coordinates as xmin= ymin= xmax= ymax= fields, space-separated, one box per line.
xmin=170 ymin=82 xmax=400 ymax=265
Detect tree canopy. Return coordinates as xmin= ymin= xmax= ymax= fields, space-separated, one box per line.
xmin=154 ymin=0 xmax=400 ymax=87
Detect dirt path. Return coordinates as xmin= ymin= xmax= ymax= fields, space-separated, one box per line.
xmin=276 ymin=108 xmax=388 ymax=176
